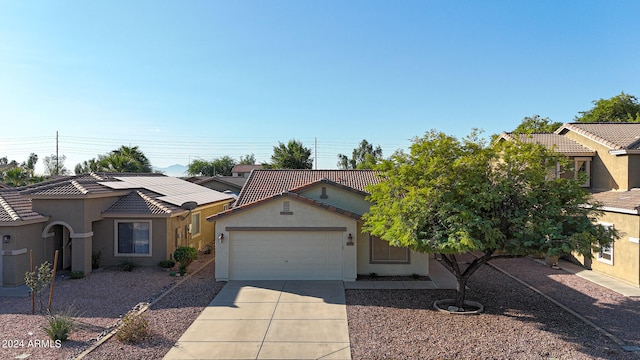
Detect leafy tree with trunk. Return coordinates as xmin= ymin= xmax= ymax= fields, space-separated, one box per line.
xmin=363 ymin=130 xmax=616 ymax=309
xmin=512 ymin=115 xmax=563 ymax=134
xmin=44 ymin=154 xmax=70 ymax=175
xmin=337 ymin=139 xmax=383 ymax=169
xmin=75 ymin=146 xmax=152 ymax=173
xmin=187 ymin=156 xmax=236 ymax=176
xmin=575 ymin=92 xmax=640 ymax=123
xmin=270 ymin=139 xmax=313 ymax=169
xmin=0 ymin=153 xmax=44 ymax=186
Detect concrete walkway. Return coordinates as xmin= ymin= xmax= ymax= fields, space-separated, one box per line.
xmin=556 ymin=259 xmax=640 ymax=297
xmin=164 ymin=280 xmax=350 ymax=360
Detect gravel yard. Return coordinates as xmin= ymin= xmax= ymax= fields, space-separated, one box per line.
xmin=2 ymin=252 xmax=638 ymax=360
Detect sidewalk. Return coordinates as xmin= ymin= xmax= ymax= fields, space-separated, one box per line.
xmin=344 ymin=258 xmax=457 ymax=290
xmin=556 ymin=259 xmax=640 ymax=297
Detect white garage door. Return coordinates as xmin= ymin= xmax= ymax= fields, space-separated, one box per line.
xmin=230 ymin=231 xmax=344 ymax=280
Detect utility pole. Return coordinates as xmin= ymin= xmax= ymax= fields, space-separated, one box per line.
xmin=56 ymin=131 xmax=59 ymax=175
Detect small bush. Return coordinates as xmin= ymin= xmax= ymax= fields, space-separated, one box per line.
xmin=369 ymin=272 xmax=378 ymax=278
xmin=43 ymin=307 xmax=75 ymax=341
xmin=91 ymin=250 xmax=102 ymax=269
xmin=173 ymin=246 xmax=198 ymax=267
xmin=178 ymin=264 xmax=188 ymax=276
xmin=118 ymin=258 xmax=138 ymax=272
xmin=70 ymin=271 xmax=85 ymax=279
xmin=158 ymin=260 xmax=175 ymax=268
xmin=117 ymin=311 xmax=150 ymax=344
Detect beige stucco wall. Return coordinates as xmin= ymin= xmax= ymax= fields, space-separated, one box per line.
xmin=1 ymin=221 xmax=47 ymax=286
xmin=355 ymin=223 xmax=429 ymax=276
xmin=563 ymin=131 xmax=631 ymax=190
xmin=298 ymin=184 xmax=372 ymax=215
xmin=214 ymin=196 xmax=358 ymax=281
xmin=573 ymin=211 xmax=640 ymax=287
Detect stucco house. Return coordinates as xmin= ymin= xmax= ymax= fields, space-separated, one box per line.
xmin=499 ymin=122 xmax=640 ymax=287
xmin=184 ymin=176 xmax=246 ymax=195
xmin=207 ymin=170 xmax=429 ymax=281
xmin=231 ymin=164 xmax=263 ymax=178
xmin=0 ymin=173 xmax=234 ymax=287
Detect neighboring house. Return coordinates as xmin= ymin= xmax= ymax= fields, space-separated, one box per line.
xmin=498 ymin=122 xmax=640 ymax=287
xmin=207 ymin=170 xmax=429 ymax=281
xmin=184 ymin=176 xmax=246 ymax=196
xmin=0 ymin=173 xmax=234 ymax=287
xmin=231 ymin=164 xmax=263 ymax=178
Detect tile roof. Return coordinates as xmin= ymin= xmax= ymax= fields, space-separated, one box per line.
xmin=0 ymin=190 xmax=48 ymax=223
xmin=191 ymin=176 xmax=247 ymax=188
xmin=590 ymin=189 xmax=640 ymax=214
xmin=231 ymin=164 xmax=263 ymax=173
xmin=557 ymin=123 xmax=640 ymax=150
xmin=234 ymin=170 xmax=382 ymax=207
xmin=103 ymin=189 xmax=179 ymax=215
xmin=500 ymin=132 xmax=595 ymax=156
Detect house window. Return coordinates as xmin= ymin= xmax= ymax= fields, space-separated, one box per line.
xmin=596 ymin=222 xmax=613 ymax=265
xmin=115 ymin=220 xmax=151 ymax=256
xmin=575 ymin=157 xmax=591 ymax=187
xmin=370 ymin=236 xmax=410 ymax=264
xmin=191 ymin=212 xmax=201 ymax=237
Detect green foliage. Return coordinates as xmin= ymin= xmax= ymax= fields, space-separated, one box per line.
xmin=116 ymin=311 xmax=150 ymax=344
xmin=239 ymin=153 xmax=257 ymax=165
xmin=43 ymin=307 xmax=76 ymax=341
xmin=43 ymin=154 xmax=70 ymax=175
xmin=174 ymin=246 xmax=198 ymax=266
xmin=70 ymin=271 xmax=85 ymax=279
xmin=187 ymin=156 xmax=236 ymax=176
xmin=337 ymin=139 xmax=383 ymax=169
xmin=75 ymin=145 xmax=152 ymax=174
xmin=24 ymin=262 xmax=53 ymax=313
xmin=270 ymin=139 xmax=313 ymax=169
xmin=91 ymin=250 xmax=101 ymax=269
xmin=575 ymin=92 xmax=640 ymax=123
xmin=512 ymin=115 xmax=563 ymax=134
xmin=118 ymin=258 xmax=138 ymax=272
xmin=363 ymin=129 xmax=617 ymax=306
xmin=158 ymin=260 xmax=176 ymax=268
xmin=0 ymin=153 xmax=45 ymax=187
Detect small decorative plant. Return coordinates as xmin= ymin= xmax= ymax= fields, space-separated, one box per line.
xmin=24 ymin=262 xmax=53 ymax=313
xmin=118 ymin=258 xmax=138 ymax=272
xmin=91 ymin=250 xmax=102 ymax=269
xmin=158 ymin=260 xmax=175 ymax=269
xmin=43 ymin=307 xmax=76 ymax=341
xmin=70 ymin=271 xmax=85 ymax=279
xmin=173 ymin=246 xmax=198 ymax=275
xmin=117 ymin=311 xmax=150 ymax=344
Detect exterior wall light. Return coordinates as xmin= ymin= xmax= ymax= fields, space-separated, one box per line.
xmin=2 ymin=235 xmax=10 ymax=243
xmin=346 ymin=233 xmax=354 ymax=246
xmin=218 ymin=233 xmax=224 ymax=243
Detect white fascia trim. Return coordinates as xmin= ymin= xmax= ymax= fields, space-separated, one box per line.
xmin=1 ymin=248 xmax=28 ymax=256
xmin=629 ymin=237 xmax=640 ymax=244
xmin=609 ymin=149 xmax=640 ymax=155
xmin=599 ymin=206 xmax=639 ymax=215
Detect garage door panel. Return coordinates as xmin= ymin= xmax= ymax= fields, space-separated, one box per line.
xmin=230 ymin=231 xmax=344 ymax=280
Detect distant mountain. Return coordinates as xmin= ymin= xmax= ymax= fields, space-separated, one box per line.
xmin=154 ymin=164 xmax=188 ymax=177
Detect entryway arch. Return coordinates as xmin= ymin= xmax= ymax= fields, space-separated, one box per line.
xmin=42 ymin=221 xmax=75 ymax=270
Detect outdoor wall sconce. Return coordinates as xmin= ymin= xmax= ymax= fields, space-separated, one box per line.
xmin=346 ymin=233 xmax=354 ymax=246
xmin=218 ymin=233 xmax=224 ymax=243
xmin=2 ymin=235 xmax=9 ymax=243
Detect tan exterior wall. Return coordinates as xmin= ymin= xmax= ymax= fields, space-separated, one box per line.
xmin=0 ymin=222 xmax=47 ymax=286
xmin=573 ymin=211 xmax=640 ymax=287
xmin=355 ymin=222 xmax=429 ymax=276
xmin=298 ymin=184 xmax=372 ymax=215
xmin=95 ymin=217 xmax=170 ymax=267
xmin=628 ymin=155 xmax=640 ymax=189
xmin=563 ymin=132 xmax=630 ymax=190
xmin=214 ymin=197 xmax=358 ymax=281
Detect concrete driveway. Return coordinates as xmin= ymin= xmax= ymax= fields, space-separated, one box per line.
xmin=164 ymin=280 xmax=350 ymax=360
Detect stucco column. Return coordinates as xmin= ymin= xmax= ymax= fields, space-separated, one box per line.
xmin=71 ymin=232 xmax=93 ymax=274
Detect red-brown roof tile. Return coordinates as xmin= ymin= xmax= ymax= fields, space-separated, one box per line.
xmin=0 ymin=190 xmax=48 ymax=223
xmin=557 ymin=123 xmax=640 ymax=150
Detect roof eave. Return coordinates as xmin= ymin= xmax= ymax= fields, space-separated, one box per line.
xmin=609 ymin=149 xmax=640 ymax=156
xmin=0 ymin=217 xmax=49 ymax=226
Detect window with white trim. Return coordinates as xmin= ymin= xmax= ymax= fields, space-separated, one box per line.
xmin=597 ymin=223 xmax=613 ymax=265
xmin=115 ymin=220 xmax=151 ymax=256
xmin=191 ymin=212 xmax=201 ymax=237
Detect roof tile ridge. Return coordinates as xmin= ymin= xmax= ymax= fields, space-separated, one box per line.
xmin=89 ymin=173 xmax=105 ymax=181
xmin=0 ymin=194 xmax=20 ymax=221
xmin=563 ymin=123 xmax=621 ymax=150
xmin=137 ymin=190 xmax=171 ymax=213
xmin=71 ymin=180 xmax=90 ymax=194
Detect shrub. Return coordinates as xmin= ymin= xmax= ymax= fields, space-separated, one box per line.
xmin=158 ymin=260 xmax=175 ymax=268
xmin=173 ymin=246 xmax=198 ymax=266
xmin=24 ymin=262 xmax=53 ymax=313
xmin=117 ymin=311 xmax=150 ymax=344
xmin=118 ymin=258 xmax=138 ymax=272
xmin=43 ymin=307 xmax=75 ymax=341
xmin=70 ymin=271 xmax=85 ymax=279
xmin=91 ymin=250 xmax=102 ymax=269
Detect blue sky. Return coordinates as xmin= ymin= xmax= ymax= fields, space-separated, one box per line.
xmin=1 ymin=1 xmax=639 ymax=175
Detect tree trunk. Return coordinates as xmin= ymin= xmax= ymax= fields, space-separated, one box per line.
xmin=455 ymin=276 xmax=469 ymax=308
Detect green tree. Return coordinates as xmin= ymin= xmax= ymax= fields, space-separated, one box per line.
xmin=187 ymin=156 xmax=236 ymax=176
xmin=270 ymin=139 xmax=313 ymax=169
xmin=363 ymin=130 xmax=616 ymax=308
xmin=512 ymin=115 xmax=562 ymax=133
xmin=44 ymin=154 xmax=70 ymax=176
xmin=337 ymin=139 xmax=383 ymax=169
xmin=239 ymin=154 xmax=257 ymax=165
xmin=0 ymin=154 xmax=44 ymax=186
xmin=575 ymin=92 xmax=640 ymax=123
xmin=75 ymin=146 xmax=152 ymax=173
